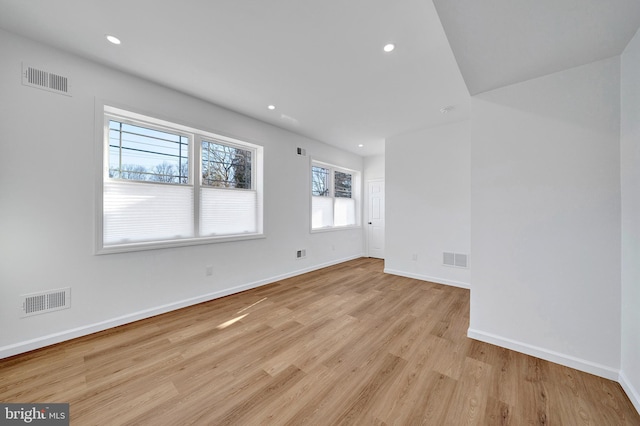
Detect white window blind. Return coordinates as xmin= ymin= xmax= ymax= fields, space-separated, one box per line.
xmin=334 ymin=197 xmax=356 ymax=227
xmin=103 ymin=181 xmax=194 ymax=245
xmin=200 ymin=188 xmax=258 ymax=236
xmin=312 ymin=196 xmax=334 ymax=228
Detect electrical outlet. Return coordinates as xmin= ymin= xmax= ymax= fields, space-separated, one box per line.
xmin=411 ymin=254 xmax=418 ymax=261
xmin=206 ymin=265 xmax=213 ymax=276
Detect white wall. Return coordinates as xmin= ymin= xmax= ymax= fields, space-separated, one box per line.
xmin=385 ymin=121 xmax=471 ymax=287
xmin=364 ymin=154 xmax=385 ymax=181
xmin=469 ymin=57 xmax=622 ymax=378
xmin=621 ymin=28 xmax=640 ymax=413
xmin=0 ymin=30 xmax=364 ymax=358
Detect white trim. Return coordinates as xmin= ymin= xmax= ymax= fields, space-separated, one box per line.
xmin=383 ymin=268 xmax=470 ymax=289
xmin=619 ymin=370 xmax=640 ymax=415
xmin=467 ymin=328 xmax=620 ymax=381
xmin=97 ymin=234 xmax=267 ymax=255
xmin=310 ymin=225 xmax=362 ymax=234
xmin=0 ymin=254 xmax=364 ymax=360
xmin=104 ymin=105 xmax=262 ymax=151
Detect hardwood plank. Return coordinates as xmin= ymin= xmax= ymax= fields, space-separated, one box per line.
xmin=0 ymin=258 xmax=637 ymax=425
xmin=404 ymin=371 xmax=458 ymax=425
xmin=445 ymin=357 xmax=493 ymax=425
xmin=374 ymin=338 xmax=457 ymax=424
xmin=484 ymin=396 xmax=513 ymax=426
xmin=332 ymin=353 xmax=407 ymax=425
xmin=253 ymin=364 xmax=333 ymax=425
xmin=208 ymin=365 xmax=306 ymax=425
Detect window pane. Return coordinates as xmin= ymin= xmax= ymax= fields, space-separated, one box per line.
xmin=312 ymin=166 xmax=330 ymax=196
xmin=108 ymin=120 xmax=189 ymax=184
xmin=200 ymin=188 xmax=258 ymax=236
xmin=334 ymin=171 xmax=352 ymax=198
xmin=202 ymin=141 xmax=252 ymax=189
xmin=334 ymin=197 xmax=356 ymax=226
xmin=103 ymin=181 xmax=194 ymax=245
xmin=312 ymin=196 xmax=334 ymax=228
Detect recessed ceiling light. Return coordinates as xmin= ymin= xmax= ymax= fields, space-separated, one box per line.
xmin=383 ymin=43 xmax=395 ymax=53
xmin=267 ymin=105 xmax=276 ymax=110
xmin=106 ymin=35 xmax=121 ymax=45
xmin=358 ymin=144 xmax=364 ymax=148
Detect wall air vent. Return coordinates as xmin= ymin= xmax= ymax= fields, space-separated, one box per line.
xmin=443 ymin=252 xmax=455 ymax=266
xmin=454 ymin=253 xmax=468 ymax=268
xmin=21 ymin=288 xmax=71 ymax=317
xmin=443 ymin=252 xmax=468 ymax=268
xmin=22 ymin=64 xmax=71 ymax=96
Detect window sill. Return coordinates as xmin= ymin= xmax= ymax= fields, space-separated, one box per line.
xmin=96 ymin=233 xmax=266 ymax=255
xmin=310 ymin=225 xmax=361 ymax=234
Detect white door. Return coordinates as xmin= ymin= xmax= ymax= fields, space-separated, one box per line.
xmin=367 ymin=179 xmax=385 ymax=259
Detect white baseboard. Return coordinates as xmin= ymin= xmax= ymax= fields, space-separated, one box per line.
xmin=0 ymin=254 xmax=363 ymax=360
xmin=468 ymin=329 xmax=640 ymax=415
xmin=467 ymin=328 xmax=619 ymax=381
xmin=383 ymin=268 xmax=470 ymax=289
xmin=619 ymin=370 xmax=640 ymax=415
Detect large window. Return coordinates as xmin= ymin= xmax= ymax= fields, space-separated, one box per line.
xmin=99 ymin=106 xmax=263 ymax=253
xmin=311 ymin=161 xmax=360 ymax=230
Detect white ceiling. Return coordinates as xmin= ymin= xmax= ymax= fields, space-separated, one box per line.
xmin=1 ymin=1 xmax=638 ymax=156
xmin=433 ymin=0 xmax=640 ymax=95
xmin=0 ymin=0 xmax=470 ymax=156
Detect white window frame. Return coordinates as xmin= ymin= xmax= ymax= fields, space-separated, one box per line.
xmin=310 ymin=159 xmax=361 ymax=232
xmin=96 ymin=104 xmax=264 ymax=254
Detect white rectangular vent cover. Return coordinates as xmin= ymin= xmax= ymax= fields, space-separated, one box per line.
xmin=443 ymin=252 xmax=468 ymax=268
xmin=22 ymin=64 xmax=71 ymax=96
xmin=21 ymin=288 xmax=71 ymax=317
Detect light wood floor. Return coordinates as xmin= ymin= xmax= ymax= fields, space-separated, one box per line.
xmin=1 ymin=258 xmax=638 ymax=425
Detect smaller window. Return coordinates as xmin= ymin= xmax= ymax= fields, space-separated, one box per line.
xmin=311 ymin=161 xmax=360 ymax=230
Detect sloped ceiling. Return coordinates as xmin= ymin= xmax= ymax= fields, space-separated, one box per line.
xmin=433 ymin=0 xmax=640 ymax=95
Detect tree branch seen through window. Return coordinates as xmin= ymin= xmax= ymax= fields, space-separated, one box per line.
xmin=202 ymin=141 xmax=252 ymax=189
xmin=312 ymin=166 xmax=329 ymax=196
